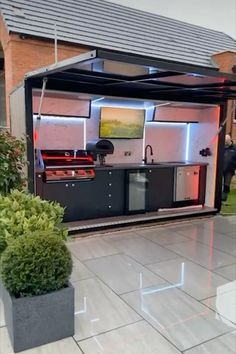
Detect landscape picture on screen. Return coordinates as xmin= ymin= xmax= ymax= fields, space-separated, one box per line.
xmin=100 ymin=107 xmax=145 ymax=139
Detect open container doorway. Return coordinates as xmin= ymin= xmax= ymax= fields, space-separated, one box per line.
xmin=9 ymin=49 xmax=236 ymax=230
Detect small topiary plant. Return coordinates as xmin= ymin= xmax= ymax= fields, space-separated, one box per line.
xmin=0 ymin=190 xmax=67 ymax=254
xmin=0 ymin=231 xmax=72 ymax=297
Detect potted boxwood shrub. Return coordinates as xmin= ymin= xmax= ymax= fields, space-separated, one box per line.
xmin=0 ymin=231 xmax=74 ymax=353
xmin=0 ymin=190 xmax=68 ymax=255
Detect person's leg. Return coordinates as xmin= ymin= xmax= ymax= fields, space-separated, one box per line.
xmin=222 ymin=172 xmax=233 ymax=202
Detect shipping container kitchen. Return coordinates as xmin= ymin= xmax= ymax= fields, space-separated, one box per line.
xmin=10 ymin=49 xmax=236 ymax=232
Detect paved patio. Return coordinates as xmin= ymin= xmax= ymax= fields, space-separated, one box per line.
xmin=0 ymin=215 xmax=236 ymax=353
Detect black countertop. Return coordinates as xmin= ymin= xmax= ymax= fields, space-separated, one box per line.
xmin=94 ymin=161 xmax=208 ymax=170
xmin=36 ymin=161 xmax=208 ymax=173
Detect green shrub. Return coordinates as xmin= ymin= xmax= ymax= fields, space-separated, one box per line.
xmin=0 ymin=231 xmax=72 ymax=297
xmin=0 ymin=190 xmax=68 ymax=254
xmin=0 ymin=130 xmax=26 ymax=195
xmin=0 ymin=236 xmax=7 ymax=255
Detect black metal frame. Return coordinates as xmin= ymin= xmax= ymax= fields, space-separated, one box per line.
xmin=214 ymin=104 xmax=228 ymax=211
xmin=25 ymin=80 xmax=34 ymax=193
xmin=23 ymin=49 xmax=236 ymax=210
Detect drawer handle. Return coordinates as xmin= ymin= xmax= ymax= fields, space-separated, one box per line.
xmin=109 ymin=183 xmax=112 ymax=186
xmin=108 ymin=205 xmax=112 ymax=209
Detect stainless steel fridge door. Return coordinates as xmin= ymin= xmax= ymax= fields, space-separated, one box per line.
xmin=174 ymin=166 xmax=200 ymax=201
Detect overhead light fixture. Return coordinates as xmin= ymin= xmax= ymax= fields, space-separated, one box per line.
xmin=188 ymin=73 xmax=204 ymax=78
xmin=146 ymin=122 xmax=187 ymax=126
xmin=91 ymin=97 xmax=105 ymax=104
xmin=92 ymin=99 xmax=170 ymax=110
xmin=92 ymin=100 xmax=146 ymax=109
xmin=146 ymin=102 xmax=171 ymax=110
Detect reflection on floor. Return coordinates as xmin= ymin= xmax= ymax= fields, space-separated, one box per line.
xmin=67 ymin=206 xmax=217 ymax=233
xmin=0 ymin=215 xmax=236 ymax=353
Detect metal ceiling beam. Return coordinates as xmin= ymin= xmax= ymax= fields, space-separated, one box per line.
xmin=66 ymin=68 xmax=131 ymax=81
xmin=127 ymin=71 xmax=185 ymax=81
xmin=25 ymin=49 xmax=236 ymax=104
xmin=46 ymin=69 xmax=236 ymax=91
xmin=183 ymin=80 xmax=236 ymax=89
xmin=104 ymin=71 xmax=185 ymax=86
xmin=28 ymin=77 xmax=227 ymax=104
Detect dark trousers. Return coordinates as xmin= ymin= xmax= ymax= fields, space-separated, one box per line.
xmin=222 ymin=171 xmax=234 ymax=201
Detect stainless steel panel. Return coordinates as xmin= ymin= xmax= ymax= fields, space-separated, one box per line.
xmin=174 ymin=166 xmax=200 ymax=202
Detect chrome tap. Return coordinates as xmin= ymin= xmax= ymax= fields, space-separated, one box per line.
xmin=143 ymin=145 xmax=153 ymax=164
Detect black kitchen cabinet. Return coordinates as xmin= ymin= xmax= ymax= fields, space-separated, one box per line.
xmin=125 ymin=167 xmax=174 ymax=213
xmin=199 ymin=166 xmax=207 ymax=205
xmin=38 ymin=164 xmax=205 ymax=222
xmin=92 ymin=169 xmax=125 ymax=217
xmin=146 ymin=167 xmax=174 ymax=211
xmin=42 ymin=180 xmax=96 ymax=222
xmin=41 ymin=169 xmax=125 ymax=221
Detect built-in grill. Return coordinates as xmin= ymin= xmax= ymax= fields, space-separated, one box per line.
xmin=37 ymin=150 xmax=95 ymax=182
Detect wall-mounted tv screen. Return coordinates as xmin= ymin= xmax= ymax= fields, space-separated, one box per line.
xmin=99 ymin=107 xmax=145 ymax=139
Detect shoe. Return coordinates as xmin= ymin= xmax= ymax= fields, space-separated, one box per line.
xmin=222 ymin=192 xmax=228 ymax=202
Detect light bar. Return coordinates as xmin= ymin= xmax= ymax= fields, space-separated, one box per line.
xmin=185 ymin=123 xmax=190 ymax=161
xmin=146 ymin=122 xmax=187 ymax=126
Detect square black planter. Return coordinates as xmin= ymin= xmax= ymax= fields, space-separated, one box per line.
xmin=1 ymin=281 xmax=74 ymax=353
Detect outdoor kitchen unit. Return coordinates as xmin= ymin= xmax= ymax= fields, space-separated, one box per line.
xmin=9 ymin=49 xmax=236 ymax=230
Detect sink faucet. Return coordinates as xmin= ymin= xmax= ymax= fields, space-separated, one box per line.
xmin=143 ymin=144 xmax=153 ymax=164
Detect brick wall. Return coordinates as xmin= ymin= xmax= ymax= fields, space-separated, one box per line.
xmin=0 ymin=16 xmax=90 ymax=125
xmin=212 ymin=51 xmax=236 ymax=140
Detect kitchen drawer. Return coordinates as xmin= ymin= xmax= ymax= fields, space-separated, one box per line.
xmin=89 ymin=169 xmax=125 ymax=217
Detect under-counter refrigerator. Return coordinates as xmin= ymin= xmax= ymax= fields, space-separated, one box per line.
xmin=174 ymin=166 xmax=200 ymax=202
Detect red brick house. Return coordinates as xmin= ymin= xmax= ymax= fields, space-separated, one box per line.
xmin=0 ymin=0 xmax=236 ymax=136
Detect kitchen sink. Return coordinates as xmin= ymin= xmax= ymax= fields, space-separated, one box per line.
xmin=140 ymin=163 xmax=163 ymax=166
xmin=159 ymin=161 xmax=188 ymax=165
xmin=95 ymin=164 xmax=113 ymax=168
xmin=141 ymin=161 xmax=188 ymax=166
xmin=148 ymin=163 xmax=164 ymax=166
